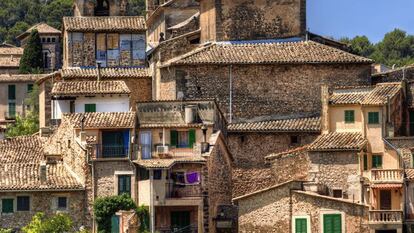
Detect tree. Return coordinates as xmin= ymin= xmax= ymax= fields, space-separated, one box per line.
xmin=22 ymin=212 xmax=73 ymax=233
xmin=19 ymin=29 xmax=43 ymax=74
xmin=127 ymin=0 xmax=145 ymax=16
xmin=340 ymin=36 xmax=375 ymax=58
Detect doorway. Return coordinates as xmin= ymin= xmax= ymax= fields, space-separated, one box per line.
xmin=171 ymin=211 xmax=191 ymax=232
xmin=379 ymin=190 xmax=392 ymax=210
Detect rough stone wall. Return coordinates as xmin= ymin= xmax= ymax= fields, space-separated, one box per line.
xmin=308 ymin=151 xmax=361 ymax=200
xmin=161 ymin=64 xmax=371 ymax=121
xmin=94 ymin=161 xmax=136 ymax=198
xmin=232 ymin=167 xmax=274 ymax=198
xmin=123 ymin=78 xmax=152 ymax=109
xmin=292 ymin=192 xmax=369 ymax=233
xmin=269 ymin=148 xmax=310 ymax=184
xmin=387 ymin=137 xmax=414 ymax=149
xmin=372 ymin=66 xmax=414 ymax=84
xmin=0 ymin=191 xmax=87 ymax=230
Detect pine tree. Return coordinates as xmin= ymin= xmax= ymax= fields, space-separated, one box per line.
xmin=19 ymin=29 xmax=43 ymax=74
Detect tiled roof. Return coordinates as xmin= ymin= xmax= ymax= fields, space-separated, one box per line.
xmin=330 ymin=83 xmax=401 ymax=105
xmin=51 ymin=80 xmax=131 ymax=96
xmin=169 ymin=41 xmax=373 ymax=66
xmin=16 ymin=23 xmax=61 ymax=40
xmin=64 ymin=112 xmax=136 ymax=129
xmin=0 ymin=47 xmax=24 ymax=55
xmin=135 ymin=156 xmax=206 ymax=169
xmin=265 ymin=146 xmax=309 ymax=161
xmin=371 ymin=183 xmax=403 ymax=189
xmin=61 ymin=68 xmax=150 ymax=79
xmin=0 ymin=74 xmax=44 ymax=83
xmin=0 ymin=163 xmax=83 ymax=191
xmin=406 ymin=169 xmax=414 ymax=180
xmin=0 ymin=56 xmax=21 ymax=68
xmin=228 ymin=117 xmax=320 ymax=132
xmin=308 ymin=132 xmax=367 ymax=151
xmin=0 ymin=136 xmax=46 ymax=163
xmin=63 ymin=16 xmax=146 ymax=32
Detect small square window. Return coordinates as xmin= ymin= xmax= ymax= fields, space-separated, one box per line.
xmin=290 ymin=135 xmax=300 ymax=144
xmin=344 ymin=110 xmax=355 ymax=124
xmin=333 ymin=189 xmax=342 ymax=198
xmin=52 ymin=38 xmax=56 ymax=43
xmin=368 ymin=112 xmax=380 ymax=124
xmin=17 ymin=196 xmax=30 ymax=211
xmin=47 ymin=38 xmax=51 ymax=43
xmin=57 ymin=197 xmax=68 ymax=210
xmin=2 ymin=199 xmax=14 ymax=213
xmin=154 ymin=170 xmax=162 ymax=180
xmin=372 ymin=155 xmax=383 ymax=168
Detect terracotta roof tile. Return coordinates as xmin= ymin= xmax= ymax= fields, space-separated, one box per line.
xmin=330 ymin=83 xmax=401 ymax=105
xmin=0 ymin=163 xmax=83 ymax=191
xmin=228 ymin=117 xmax=320 ymax=132
xmin=0 ymin=47 xmax=24 ymax=55
xmin=371 ymin=183 xmax=403 ymax=189
xmin=0 ymin=56 xmax=21 ymax=67
xmin=61 ymin=67 xmax=150 ymax=79
xmin=64 ymin=112 xmax=136 ymax=129
xmin=265 ymin=145 xmax=309 ymax=161
xmin=51 ymin=80 xmax=131 ymax=96
xmin=0 ymin=136 xmax=46 ymax=163
xmin=169 ymin=41 xmax=373 ymax=66
xmin=406 ymin=169 xmax=414 ymax=180
xmin=0 ymin=74 xmax=45 ymax=83
xmin=63 ymin=16 xmax=146 ymax=32
xmin=16 ymin=23 xmax=61 ymax=40
xmin=308 ymin=132 xmax=367 ymax=151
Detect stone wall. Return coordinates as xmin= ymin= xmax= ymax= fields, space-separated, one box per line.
xmin=0 ymin=191 xmax=87 ymax=230
xmin=269 ymin=148 xmax=310 ymax=184
xmin=160 ymin=63 xmax=371 ymax=121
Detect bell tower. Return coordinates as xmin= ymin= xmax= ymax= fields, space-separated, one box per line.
xmin=73 ymin=0 xmax=129 ymax=17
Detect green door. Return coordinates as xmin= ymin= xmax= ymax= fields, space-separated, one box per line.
xmin=295 ymin=218 xmax=307 ymax=233
xmin=171 ymin=211 xmax=191 ymax=232
xmin=323 ymin=214 xmax=341 ymax=233
xmin=111 ymin=215 xmax=120 ymax=233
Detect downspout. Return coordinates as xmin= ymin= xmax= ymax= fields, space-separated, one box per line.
xmin=150 ymin=170 xmax=155 ymax=233
xmin=229 ymin=65 xmax=233 ymax=123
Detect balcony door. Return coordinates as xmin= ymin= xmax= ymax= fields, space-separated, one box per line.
xmin=379 ymin=190 xmax=391 ymax=210
xmin=171 ymin=211 xmax=191 ymax=232
xmin=140 ymin=131 xmax=152 ymax=159
xmin=101 ymin=130 xmax=129 ymax=158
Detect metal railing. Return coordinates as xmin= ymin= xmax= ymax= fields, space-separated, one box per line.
xmin=371 ymin=169 xmax=403 ymax=182
xmin=93 ymin=144 xmax=130 ymax=159
xmin=369 ymin=210 xmax=403 ymax=223
xmin=165 ymin=183 xmax=202 ymax=198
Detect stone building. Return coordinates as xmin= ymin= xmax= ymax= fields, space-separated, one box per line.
xmin=17 ymin=23 xmax=62 ymax=72
xmin=0 ymin=45 xmax=23 ymax=74
xmin=73 ymin=0 xmax=129 ymax=17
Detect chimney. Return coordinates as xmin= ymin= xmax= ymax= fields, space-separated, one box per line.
xmin=320 ymin=85 xmax=330 ymax=134
xmin=40 ymin=161 xmax=47 ymax=184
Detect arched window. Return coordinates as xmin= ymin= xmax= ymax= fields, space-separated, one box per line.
xmin=95 ymin=0 xmax=110 ymax=16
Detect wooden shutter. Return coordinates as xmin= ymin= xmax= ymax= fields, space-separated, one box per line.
xmin=8 ymin=85 xmax=15 ymax=100
xmin=85 ymin=104 xmax=96 ymax=112
xmin=323 ymin=214 xmax=341 ymax=233
xmin=295 ymin=218 xmax=307 ymax=233
xmin=189 ymin=129 xmax=196 ymax=148
xmin=118 ymin=175 xmax=131 ymax=196
xmin=363 ymin=154 xmax=368 ymax=171
xmin=2 ymin=199 xmax=13 ymax=213
xmin=170 ymin=130 xmax=178 ymax=147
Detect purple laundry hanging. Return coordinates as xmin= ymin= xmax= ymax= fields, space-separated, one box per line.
xmin=186 ymin=172 xmax=200 ymax=184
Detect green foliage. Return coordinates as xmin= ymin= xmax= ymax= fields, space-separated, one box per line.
xmin=127 ymin=0 xmax=146 ymax=16
xmin=93 ymin=194 xmax=138 ymax=233
xmin=19 ymin=29 xmax=43 ymax=74
xmin=6 ymin=85 xmax=39 ymax=137
xmin=136 ymin=205 xmax=150 ymax=233
xmin=340 ymin=28 xmax=414 ymax=68
xmin=22 ymin=212 xmax=73 ymax=233
xmin=0 ymin=229 xmax=12 ymax=233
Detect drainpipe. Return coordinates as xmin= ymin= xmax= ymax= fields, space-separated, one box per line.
xmin=150 ymin=170 xmax=155 ymax=233
xmin=229 ymin=65 xmax=233 ymax=123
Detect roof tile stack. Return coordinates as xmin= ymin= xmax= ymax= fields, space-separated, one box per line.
xmin=228 ymin=117 xmax=321 ymax=132
xmin=52 ymin=80 xmax=131 ymax=96
xmin=63 ymin=16 xmax=146 ymax=32
xmin=308 ymin=132 xmax=367 ymax=151
xmin=64 ymin=112 xmax=136 ymax=129
xmin=61 ymin=67 xmax=150 ymax=79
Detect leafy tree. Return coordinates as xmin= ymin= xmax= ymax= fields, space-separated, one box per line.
xmin=7 ymin=21 xmax=29 ymax=45
xmin=22 ymin=212 xmax=73 ymax=233
xmin=93 ymin=194 xmax=138 ymax=233
xmin=340 ymin=36 xmax=375 ymax=58
xmin=127 ymin=0 xmax=146 ymax=16
xmin=19 ymin=29 xmax=43 ymax=74
xmin=373 ymin=29 xmax=414 ymax=67
xmin=0 ymin=229 xmax=12 ymax=233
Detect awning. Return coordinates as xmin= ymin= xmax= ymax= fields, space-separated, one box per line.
xmin=371 ymin=183 xmax=403 ymax=189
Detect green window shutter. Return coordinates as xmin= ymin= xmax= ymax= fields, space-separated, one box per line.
xmin=2 ymin=199 xmax=14 ymax=213
xmin=372 ymin=155 xmax=382 ymax=168
xmin=170 ymin=130 xmax=178 ymax=147
xmin=368 ymin=112 xmax=379 ymax=124
xmin=295 ymin=218 xmax=307 ymax=233
xmin=118 ymin=175 xmax=131 ymax=196
xmin=8 ymin=102 xmax=16 ymax=117
xmin=378 ymin=155 xmax=383 ymax=168
xmin=189 ymin=129 xmax=196 ymax=148
xmin=324 ymin=215 xmax=332 ymax=233
xmin=344 ymin=110 xmax=355 ymax=123
xmin=363 ymin=154 xmax=368 ymax=171
xmin=323 ymin=214 xmax=341 ymax=233
xmin=85 ymin=104 xmax=96 ymax=112
xmin=333 ymin=214 xmax=342 ymax=233
xmin=8 ymin=85 xmax=15 ymax=100
xmin=27 ymin=84 xmax=33 ymax=93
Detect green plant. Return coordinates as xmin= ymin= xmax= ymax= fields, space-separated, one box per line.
xmin=93 ymin=194 xmax=137 ymax=233
xmin=0 ymin=229 xmax=12 ymax=233
xmin=22 ymin=212 xmax=73 ymax=233
xmin=19 ymin=29 xmax=43 ymax=74
xmin=136 ymin=205 xmax=150 ymax=233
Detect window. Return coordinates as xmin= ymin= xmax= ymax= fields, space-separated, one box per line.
xmin=8 ymin=102 xmax=16 ymax=117
xmin=8 ymin=85 xmax=15 ymax=100
xmin=52 ymin=38 xmax=56 ymax=43
xmin=118 ymin=175 xmax=131 ymax=196
xmin=170 ymin=129 xmax=196 ymax=148
xmin=139 ymin=167 xmax=149 ymax=180
xmin=154 ymin=170 xmax=162 ymax=180
xmin=344 ymin=110 xmax=355 ymax=123
xmin=333 ymin=189 xmax=342 ymax=198
xmin=57 ymin=197 xmax=68 ymax=210
xmin=2 ymin=198 xmax=14 ymax=213
xmin=17 ymin=196 xmax=30 ymax=211
xmin=368 ymin=112 xmax=379 ymax=124
xmin=363 ymin=154 xmax=368 ymax=171
xmin=372 ymin=155 xmax=383 ymax=168
xmin=27 ymin=84 xmax=33 ymax=93
xmin=290 ymin=135 xmax=300 ymax=145
xmin=47 ymin=38 xmax=51 ymax=43
xmin=323 ymin=214 xmax=342 ymax=233
xmin=294 ymin=218 xmax=308 ymax=233
xmin=85 ymin=104 xmax=96 ymax=112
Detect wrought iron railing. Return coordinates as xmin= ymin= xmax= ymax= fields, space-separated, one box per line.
xmin=165 ymin=183 xmax=202 ymax=198
xmin=93 ymin=144 xmax=130 ymax=159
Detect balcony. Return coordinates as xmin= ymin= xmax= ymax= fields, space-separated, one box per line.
xmin=93 ymin=144 xmax=130 ymax=159
xmin=369 ymin=210 xmax=403 ymax=224
xmin=371 ymin=169 xmax=403 ymax=183
xmin=166 ymin=183 xmax=202 ymax=199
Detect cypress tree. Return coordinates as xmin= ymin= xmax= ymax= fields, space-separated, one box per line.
xmin=19 ymin=29 xmax=43 ymax=74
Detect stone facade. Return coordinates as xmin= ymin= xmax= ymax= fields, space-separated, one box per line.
xmin=73 ymin=0 xmax=129 ymax=17
xmin=199 ymin=0 xmax=306 ymax=42
xmin=0 ymin=191 xmax=87 ymax=230
xmin=158 ymin=64 xmax=371 ymax=121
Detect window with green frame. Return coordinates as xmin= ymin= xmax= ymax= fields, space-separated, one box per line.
xmin=118 ymin=175 xmax=131 ymax=196
xmin=8 ymin=102 xmax=16 ymax=117
xmin=8 ymin=85 xmax=15 ymax=100
xmin=344 ymin=110 xmax=355 ymax=124
xmin=170 ymin=129 xmax=196 ymax=148
xmin=295 ymin=218 xmax=307 ymax=233
xmin=372 ymin=155 xmax=382 ymax=168
xmin=363 ymin=154 xmax=368 ymax=171
xmin=323 ymin=214 xmax=341 ymax=233
xmin=27 ymin=84 xmax=34 ymax=93
xmin=85 ymin=103 xmax=96 ymax=112
xmin=368 ymin=112 xmax=379 ymax=124
xmin=2 ymin=198 xmax=14 ymax=213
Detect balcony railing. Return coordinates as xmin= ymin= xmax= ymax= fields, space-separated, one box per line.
xmin=369 ymin=210 xmax=403 ymax=223
xmin=371 ymin=169 xmax=403 ymax=183
xmin=93 ymin=144 xmax=130 ymax=159
xmin=156 ymin=224 xmax=197 ymax=233
xmin=165 ymin=183 xmax=202 ymax=198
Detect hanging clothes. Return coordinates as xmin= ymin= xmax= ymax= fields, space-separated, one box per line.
xmin=186 ymin=172 xmax=200 ymax=184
